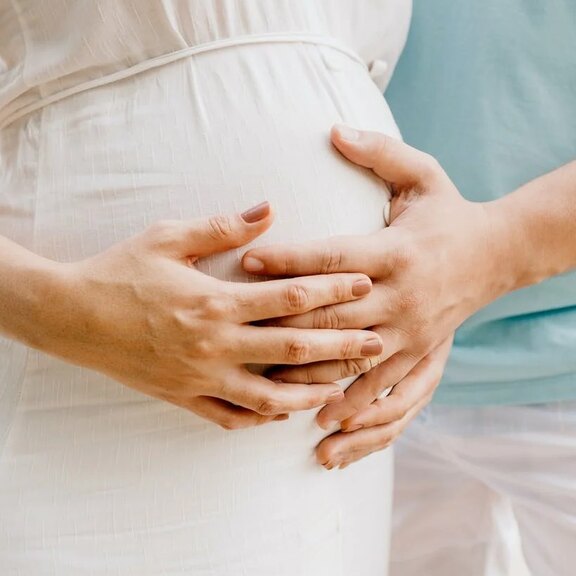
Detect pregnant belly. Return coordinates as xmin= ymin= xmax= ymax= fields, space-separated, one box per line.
xmin=0 ymin=42 xmax=396 ymax=574
xmin=29 ymin=41 xmax=396 ymax=269
xmin=26 ymin=40 xmax=397 ymax=440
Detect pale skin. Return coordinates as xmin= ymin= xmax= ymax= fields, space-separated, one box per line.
xmin=243 ymin=124 xmax=576 ymax=468
xmin=0 ymin=200 xmax=386 ymax=430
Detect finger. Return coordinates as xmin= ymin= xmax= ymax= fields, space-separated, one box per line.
xmin=315 ymin=338 xmax=454 ymax=468
xmin=218 ymin=368 xmax=345 ymax=415
xmin=316 ymin=352 xmax=416 ymax=429
xmin=331 ymin=125 xmax=445 ymax=189
xmin=186 ymin=396 xmax=282 ymax=429
xmin=230 ymin=273 xmax=373 ymax=323
xmin=316 ymin=424 xmax=397 ymax=469
xmin=267 ymin=350 xmax=395 ymax=385
xmin=243 ymin=232 xmax=399 ymax=278
xmin=143 ymin=202 xmax=274 ymax=259
xmin=261 ymin=287 xmax=394 ymax=330
xmin=340 ymin=338 xmax=450 ymax=431
xmin=229 ymin=325 xmax=383 ymax=365
xmin=316 ymin=390 xmax=432 ymax=469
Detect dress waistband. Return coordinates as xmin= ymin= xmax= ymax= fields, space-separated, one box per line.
xmin=0 ymin=32 xmax=376 ymax=130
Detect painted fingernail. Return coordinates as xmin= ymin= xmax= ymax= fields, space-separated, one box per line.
xmin=243 ymin=256 xmax=265 ymax=272
xmin=274 ymin=414 xmax=289 ymax=422
xmin=241 ymin=201 xmax=270 ymax=223
xmin=343 ymin=423 xmax=363 ymax=433
xmin=361 ymin=338 xmax=383 ymax=356
xmin=352 ymin=279 xmax=372 ymax=297
xmin=327 ymin=390 xmax=345 ymax=403
xmin=334 ymin=124 xmax=360 ymax=142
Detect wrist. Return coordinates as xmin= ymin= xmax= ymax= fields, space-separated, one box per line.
xmin=482 ymin=195 xmax=544 ymax=293
xmin=470 ymin=199 xmax=525 ymax=304
xmin=0 ymin=247 xmax=67 ymax=350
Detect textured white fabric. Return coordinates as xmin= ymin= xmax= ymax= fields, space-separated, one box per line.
xmin=390 ymin=402 xmax=576 ymax=576
xmin=0 ymin=2 xmax=411 ymax=574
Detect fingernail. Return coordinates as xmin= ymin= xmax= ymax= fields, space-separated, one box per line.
xmin=383 ymin=202 xmax=391 ymax=226
xmin=319 ymin=419 xmax=339 ymax=431
xmin=328 ymin=454 xmax=344 ymax=469
xmin=343 ymin=423 xmax=363 ymax=433
xmin=243 ymin=256 xmax=265 ymax=272
xmin=334 ymin=124 xmax=360 ymax=142
xmin=327 ymin=390 xmax=344 ymax=404
xmin=352 ymin=279 xmax=372 ymax=297
xmin=241 ymin=201 xmax=270 ymax=223
xmin=272 ymin=378 xmax=285 ymax=384
xmin=274 ymin=414 xmax=289 ymax=422
xmin=361 ymin=338 xmax=383 ymax=357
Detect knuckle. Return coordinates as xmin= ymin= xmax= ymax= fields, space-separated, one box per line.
xmin=331 ymin=279 xmax=348 ymax=302
xmin=339 ymin=337 xmax=357 ymax=359
xmin=256 ymin=396 xmax=281 ymax=416
xmin=197 ymin=293 xmax=229 ymax=320
xmin=207 ymin=215 xmax=235 ymax=241
xmin=303 ymin=366 xmax=316 ymax=384
xmin=286 ymin=337 xmax=312 ymax=364
xmin=313 ymin=306 xmax=341 ymax=330
xmin=301 ymin=394 xmax=320 ymax=411
xmin=192 ymin=335 xmax=221 ymax=359
xmin=278 ymin=254 xmax=292 ymax=275
xmin=320 ymin=247 xmax=343 ymax=274
xmin=340 ymin=358 xmax=371 ymax=379
xmin=285 ymin=284 xmax=311 ymax=313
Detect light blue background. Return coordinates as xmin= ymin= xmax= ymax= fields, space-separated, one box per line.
xmin=386 ymin=1 xmax=576 ymax=404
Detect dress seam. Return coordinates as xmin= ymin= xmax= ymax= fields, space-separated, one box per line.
xmin=0 ymin=32 xmax=367 ymax=130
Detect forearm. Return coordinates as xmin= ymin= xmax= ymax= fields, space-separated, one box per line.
xmin=489 ymin=160 xmax=576 ymax=290
xmin=0 ymin=235 xmax=60 ymax=347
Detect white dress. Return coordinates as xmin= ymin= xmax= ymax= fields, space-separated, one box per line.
xmin=0 ymin=2 xmax=411 ymax=574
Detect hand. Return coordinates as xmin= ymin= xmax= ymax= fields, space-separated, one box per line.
xmin=316 ymin=336 xmax=453 ymax=469
xmin=30 ymin=202 xmax=383 ymax=429
xmin=243 ymin=126 xmax=512 ymax=428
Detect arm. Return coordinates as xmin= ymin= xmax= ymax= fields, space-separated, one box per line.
xmin=490 ymin=159 xmax=576 ymax=288
xmin=243 ymin=126 xmax=576 ymax=464
xmin=0 ymin=235 xmax=61 ymax=348
xmin=0 ymin=201 xmax=384 ymax=429
xmin=319 ymin=154 xmax=576 ymax=469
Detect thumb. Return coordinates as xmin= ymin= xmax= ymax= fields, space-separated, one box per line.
xmin=191 ymin=201 xmax=274 ymax=258
xmin=150 ymin=201 xmax=274 ymax=259
xmin=331 ymin=125 xmax=443 ymax=190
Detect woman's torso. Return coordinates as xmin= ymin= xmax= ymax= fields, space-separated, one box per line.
xmin=0 ymin=2 xmax=410 ymax=574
